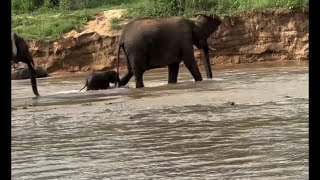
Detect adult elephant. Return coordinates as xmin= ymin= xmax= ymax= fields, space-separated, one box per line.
xmin=12 ymin=33 xmax=40 ymax=97
xmin=116 ymin=11 xmax=222 ymax=88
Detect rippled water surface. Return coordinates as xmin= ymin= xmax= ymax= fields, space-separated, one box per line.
xmin=12 ymin=62 xmax=309 ymax=179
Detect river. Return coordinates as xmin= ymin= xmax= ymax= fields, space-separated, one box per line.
xmin=11 ymin=61 xmax=309 ymax=179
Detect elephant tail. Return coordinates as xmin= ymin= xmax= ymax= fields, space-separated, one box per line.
xmin=79 ymin=81 xmax=88 ymax=92
xmin=116 ymin=42 xmax=123 ymax=76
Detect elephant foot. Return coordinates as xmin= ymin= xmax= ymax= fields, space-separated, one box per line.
xmin=135 ymin=82 xmax=144 ymax=88
xmin=168 ymin=75 xmax=178 ymax=84
xmin=119 ymin=72 xmax=133 ymax=86
xmin=32 ymin=95 xmax=40 ymax=100
xmin=135 ymin=78 xmax=144 ymax=88
xmin=133 ymin=70 xmax=145 ymax=88
xmin=194 ymin=77 xmax=203 ymax=82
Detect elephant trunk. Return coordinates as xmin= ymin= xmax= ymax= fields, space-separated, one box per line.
xmin=200 ymin=47 xmax=213 ymax=79
xmin=26 ymin=61 xmax=40 ymax=97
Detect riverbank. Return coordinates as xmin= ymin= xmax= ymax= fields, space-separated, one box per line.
xmin=12 ymin=8 xmax=309 ymax=76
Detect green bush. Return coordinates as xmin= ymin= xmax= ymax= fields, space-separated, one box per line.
xmin=125 ymin=0 xmax=308 ymax=18
xmin=59 ymin=0 xmax=99 ymax=11
xmin=124 ymin=0 xmax=216 ymax=19
xmin=211 ymin=0 xmax=307 ymax=15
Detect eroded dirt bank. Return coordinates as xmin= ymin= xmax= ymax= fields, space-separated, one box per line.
xmin=20 ymin=8 xmax=308 ymax=74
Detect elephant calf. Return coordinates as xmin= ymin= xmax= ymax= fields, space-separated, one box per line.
xmin=79 ymin=70 xmax=120 ymax=91
xmin=11 ymin=66 xmax=48 ymax=80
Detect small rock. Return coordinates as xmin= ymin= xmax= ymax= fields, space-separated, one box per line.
xmin=11 ymin=66 xmax=48 ymax=80
xmin=228 ymin=101 xmax=236 ymax=106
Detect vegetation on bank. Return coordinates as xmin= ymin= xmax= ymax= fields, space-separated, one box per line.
xmin=12 ymin=0 xmax=308 ymax=40
xmin=12 ymin=0 xmax=133 ymax=40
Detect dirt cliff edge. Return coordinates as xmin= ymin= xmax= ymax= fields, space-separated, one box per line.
xmin=21 ymin=8 xmax=309 ymax=74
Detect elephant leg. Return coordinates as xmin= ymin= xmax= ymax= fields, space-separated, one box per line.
xmin=119 ymin=71 xmax=133 ymax=86
xmin=119 ymin=55 xmax=133 ymax=86
xmin=133 ymin=69 xmax=145 ymax=88
xmin=168 ymin=62 xmax=180 ymax=84
xmin=104 ymin=83 xmax=110 ymax=89
xmin=182 ymin=50 xmax=202 ymax=82
xmin=185 ymin=61 xmax=203 ymax=82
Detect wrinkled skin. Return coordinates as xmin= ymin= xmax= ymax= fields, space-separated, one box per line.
xmin=79 ymin=70 xmax=121 ymax=91
xmin=116 ymin=11 xmax=222 ymax=88
xmin=12 ymin=33 xmax=40 ymax=97
xmin=11 ymin=66 xmax=48 ymax=80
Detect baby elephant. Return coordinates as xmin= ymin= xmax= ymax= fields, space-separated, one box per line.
xmin=80 ymin=70 xmax=120 ymax=91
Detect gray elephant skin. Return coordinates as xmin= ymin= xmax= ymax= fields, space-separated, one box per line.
xmin=12 ymin=33 xmax=40 ymax=97
xmin=80 ymin=70 xmax=120 ymax=91
xmin=11 ymin=66 xmax=48 ymax=80
xmin=116 ymin=11 xmax=222 ymax=88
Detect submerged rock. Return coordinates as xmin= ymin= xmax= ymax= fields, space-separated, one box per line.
xmin=11 ymin=66 xmax=49 ymax=80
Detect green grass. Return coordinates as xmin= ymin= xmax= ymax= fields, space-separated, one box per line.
xmin=12 ymin=0 xmax=308 ymax=41
xmin=12 ymin=0 xmax=135 ymax=40
xmin=109 ymin=17 xmax=126 ymax=30
xmin=12 ymin=10 xmax=92 ymax=40
xmin=12 ymin=4 xmax=132 ymax=41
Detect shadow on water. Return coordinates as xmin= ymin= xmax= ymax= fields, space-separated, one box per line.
xmin=11 ymin=61 xmax=308 ymax=179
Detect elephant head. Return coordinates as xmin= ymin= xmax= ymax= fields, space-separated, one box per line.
xmin=192 ymin=11 xmax=222 ymax=79
xmin=12 ymin=33 xmax=40 ymax=97
xmin=103 ymin=70 xmax=120 ymax=88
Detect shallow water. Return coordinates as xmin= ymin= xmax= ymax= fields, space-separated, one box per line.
xmin=12 ymin=61 xmax=308 ymax=179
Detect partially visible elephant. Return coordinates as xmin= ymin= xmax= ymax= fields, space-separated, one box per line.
xmin=12 ymin=33 xmax=40 ymax=96
xmin=79 ymin=70 xmax=120 ymax=91
xmin=11 ymin=66 xmax=48 ymax=80
xmin=116 ymin=11 xmax=222 ymax=88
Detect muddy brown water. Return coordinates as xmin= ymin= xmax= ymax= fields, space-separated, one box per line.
xmin=12 ymin=61 xmax=308 ymax=179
